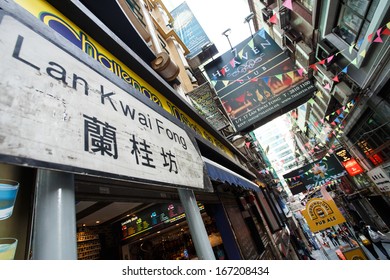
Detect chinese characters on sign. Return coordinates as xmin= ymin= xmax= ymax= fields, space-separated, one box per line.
xmin=0 ymin=16 xmax=205 ymax=189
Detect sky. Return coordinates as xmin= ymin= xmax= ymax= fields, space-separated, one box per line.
xmin=163 ymin=0 xmax=253 ymax=55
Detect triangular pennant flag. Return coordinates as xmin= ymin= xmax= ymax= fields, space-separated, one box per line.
xmin=308 ymin=98 xmax=315 ymax=105
xmin=263 ymin=76 xmax=269 ymax=85
xmin=319 ymin=59 xmax=326 ymax=65
xmin=297 ymin=68 xmax=304 ymax=76
xmin=387 ymin=22 xmax=390 ymax=29
xmin=331 ymin=121 xmax=336 ymax=126
xmin=283 ymin=0 xmax=293 ymax=10
xmin=336 ymin=109 xmax=341 ymax=115
xmin=374 ymin=36 xmax=383 ymax=43
xmin=238 ymin=49 xmax=244 ymax=59
xmin=309 ymin=64 xmax=318 ymax=71
xmin=368 ymin=33 xmax=373 ymax=42
xmin=327 ymin=55 xmax=334 ymax=63
xmin=334 ymin=117 xmax=340 ymax=123
xmin=339 ymin=113 xmax=344 ymax=119
xmin=287 ymin=71 xmax=295 ymax=80
xmin=259 ymin=29 xmax=266 ymax=39
xmin=229 ymin=58 xmax=235 ymax=68
xmin=275 ymin=74 xmax=283 ymax=81
xmin=377 ymin=27 xmax=383 ymax=36
xmin=342 ymin=66 xmax=348 ymax=73
xmin=220 ymin=67 xmax=227 ymax=76
xmin=383 ymin=28 xmax=390 ymax=36
xmin=211 ymin=80 xmax=217 ymax=86
xmin=326 ymin=115 xmax=330 ymax=121
xmin=332 ymin=75 xmax=339 ymax=82
xmin=245 ymin=142 xmax=251 ymax=148
xmin=351 ymin=58 xmax=358 ymax=65
xmin=316 ymin=91 xmax=323 ymax=98
xmin=269 ymin=14 xmax=277 ymax=24
xmin=357 ymin=38 xmax=364 ymax=48
xmin=324 ymin=83 xmax=331 ymax=90
xmin=344 ymin=108 xmax=349 ymax=113
xmin=248 ymin=39 xmax=255 ymax=49
xmin=222 ymin=80 xmax=230 ymax=87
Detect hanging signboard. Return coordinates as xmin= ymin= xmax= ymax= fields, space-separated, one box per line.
xmin=283 ymin=155 xmax=346 ymax=195
xmin=367 ymin=166 xmax=390 ymax=192
xmin=0 ymin=14 xmax=205 ymax=190
xmin=186 ymin=83 xmax=230 ymax=131
xmin=301 ymin=197 xmax=346 ymax=232
xmin=204 ymin=28 xmax=316 ymax=132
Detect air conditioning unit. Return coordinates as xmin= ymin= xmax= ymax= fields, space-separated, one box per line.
xmin=279 ymin=7 xmax=291 ymax=30
xmin=316 ymin=39 xmax=338 ymax=70
xmin=315 ymin=64 xmax=335 ymax=90
xmin=262 ymin=8 xmax=273 ymax=22
xmin=332 ymin=82 xmax=353 ymax=105
xmin=295 ymin=41 xmax=314 ymax=68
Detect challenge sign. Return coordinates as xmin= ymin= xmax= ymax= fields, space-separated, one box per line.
xmin=302 ymin=198 xmax=346 ymax=232
xmin=204 ymin=29 xmax=316 ymax=132
xmin=0 ymin=15 xmax=205 ymax=189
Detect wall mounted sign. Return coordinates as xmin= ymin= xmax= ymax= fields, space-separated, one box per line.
xmin=0 ymin=14 xmax=205 ymax=189
xmin=367 ymin=166 xmax=390 ymax=192
xmin=301 ymin=197 xmax=346 ymax=232
xmin=342 ymin=158 xmax=364 ymax=176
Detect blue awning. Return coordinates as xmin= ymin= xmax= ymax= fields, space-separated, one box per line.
xmin=202 ymin=157 xmax=259 ymax=192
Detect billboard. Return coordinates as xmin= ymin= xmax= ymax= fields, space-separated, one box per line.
xmin=171 ymin=1 xmax=212 ymax=59
xmin=283 ymin=155 xmax=347 ymax=195
xmin=204 ymin=28 xmax=316 ymax=132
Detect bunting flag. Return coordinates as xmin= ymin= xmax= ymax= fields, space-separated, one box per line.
xmin=297 ymin=68 xmax=304 ymax=76
xmin=269 ymin=14 xmax=277 ymax=24
xmin=324 ymin=83 xmax=331 ymax=90
xmin=259 ymin=29 xmax=266 ymax=39
xmin=351 ymin=58 xmax=358 ymax=65
xmin=248 ymin=39 xmax=255 ymax=49
xmin=332 ymin=75 xmax=339 ymax=82
xmin=283 ymin=0 xmax=293 ymax=10
xmin=341 ymin=66 xmax=348 ymax=73
xmin=327 ymin=55 xmax=334 ymax=63
xmin=357 ymin=38 xmax=364 ymax=48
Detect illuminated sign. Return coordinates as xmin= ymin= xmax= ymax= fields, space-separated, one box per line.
xmin=342 ymin=159 xmax=364 ymax=176
xmin=301 ymin=198 xmax=346 ymax=232
xmin=14 ymin=0 xmax=233 ymax=158
xmin=0 ymin=15 xmax=205 ymax=189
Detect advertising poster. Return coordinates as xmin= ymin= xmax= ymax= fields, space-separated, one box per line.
xmin=204 ymin=28 xmax=316 ymax=132
xmin=0 ymin=163 xmax=35 ymax=260
xmin=283 ymin=155 xmax=346 ymax=195
xmin=301 ymin=197 xmax=346 ymax=232
xmin=186 ymin=83 xmax=230 ymax=131
xmin=170 ymin=1 xmax=212 ymax=59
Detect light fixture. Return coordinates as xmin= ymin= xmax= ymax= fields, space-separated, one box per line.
xmin=244 ymin=12 xmax=254 ymax=38
xmin=231 ymin=134 xmax=246 ymax=148
xmin=222 ymin=28 xmax=233 ymax=51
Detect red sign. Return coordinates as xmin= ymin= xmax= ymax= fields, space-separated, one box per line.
xmin=342 ymin=159 xmax=364 ymax=176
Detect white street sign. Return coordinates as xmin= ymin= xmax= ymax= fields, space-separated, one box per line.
xmin=0 ymin=15 xmax=205 ymax=189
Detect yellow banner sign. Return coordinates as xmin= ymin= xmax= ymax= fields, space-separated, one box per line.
xmin=302 ymin=197 xmax=346 ymax=232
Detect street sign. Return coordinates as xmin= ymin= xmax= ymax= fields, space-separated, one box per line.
xmin=0 ymin=14 xmax=205 ymax=189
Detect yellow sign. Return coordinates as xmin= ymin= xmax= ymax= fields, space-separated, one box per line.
xmin=301 ymin=197 xmax=346 ymax=232
xmin=342 ymin=247 xmax=367 ymax=260
xmin=14 ymin=0 xmax=233 ymax=158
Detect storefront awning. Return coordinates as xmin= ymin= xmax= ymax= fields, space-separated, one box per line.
xmin=202 ymin=157 xmax=259 ymax=192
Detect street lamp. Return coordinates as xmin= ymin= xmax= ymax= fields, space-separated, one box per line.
xmin=244 ymin=12 xmax=254 ymax=38
xmin=222 ymin=28 xmax=233 ymax=51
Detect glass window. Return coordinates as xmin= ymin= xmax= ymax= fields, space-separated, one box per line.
xmin=296 ymin=0 xmax=313 ymax=12
xmin=334 ymin=0 xmax=379 ymax=49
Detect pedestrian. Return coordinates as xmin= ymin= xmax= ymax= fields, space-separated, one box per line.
xmin=326 ymin=230 xmax=340 ymax=247
xmin=296 ymin=237 xmax=315 ymax=260
xmin=338 ymin=228 xmax=354 ymax=247
xmin=359 ymin=221 xmax=390 ymax=260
